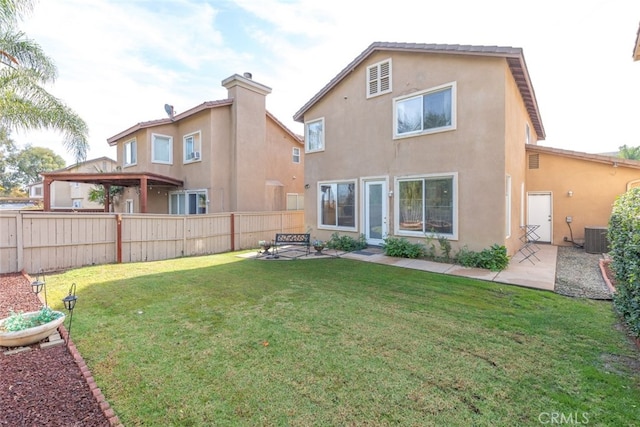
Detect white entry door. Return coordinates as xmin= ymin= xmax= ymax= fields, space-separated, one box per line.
xmin=364 ymin=180 xmax=387 ymax=246
xmin=527 ymin=192 xmax=552 ymax=243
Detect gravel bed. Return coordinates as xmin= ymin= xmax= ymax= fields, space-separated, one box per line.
xmin=554 ymin=245 xmax=612 ymax=300
xmin=0 ymin=273 xmax=110 ymax=427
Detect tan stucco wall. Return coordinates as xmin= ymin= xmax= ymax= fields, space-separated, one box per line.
xmin=302 ymin=51 xmax=533 ymax=253
xmin=526 ymin=151 xmax=640 ymax=246
xmin=110 ymin=75 xmax=301 ymax=214
xmin=503 ymin=65 xmax=539 ymax=254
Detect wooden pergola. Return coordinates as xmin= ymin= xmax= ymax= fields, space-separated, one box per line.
xmin=40 ymin=172 xmax=183 ymax=213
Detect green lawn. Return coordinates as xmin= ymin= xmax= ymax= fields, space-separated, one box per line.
xmin=44 ymin=252 xmax=640 ymax=426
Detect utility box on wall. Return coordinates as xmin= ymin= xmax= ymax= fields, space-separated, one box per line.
xmin=584 ymin=226 xmax=609 ymax=254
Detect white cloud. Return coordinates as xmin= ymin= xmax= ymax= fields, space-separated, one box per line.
xmin=10 ymin=0 xmax=640 ymax=165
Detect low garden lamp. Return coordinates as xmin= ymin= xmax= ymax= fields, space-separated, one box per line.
xmin=31 ymin=269 xmax=48 ymax=307
xmin=62 ymin=283 xmax=78 ymax=340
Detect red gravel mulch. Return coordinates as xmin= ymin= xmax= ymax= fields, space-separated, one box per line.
xmin=0 ymin=273 xmax=113 ymax=427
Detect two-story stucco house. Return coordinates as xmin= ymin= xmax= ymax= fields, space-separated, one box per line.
xmin=42 ymin=73 xmax=304 ymax=214
xmin=294 ymin=41 xmax=640 ymax=256
xmin=294 ymin=42 xmax=545 ymax=255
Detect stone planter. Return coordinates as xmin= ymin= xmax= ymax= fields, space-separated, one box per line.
xmin=0 ymin=311 xmax=66 ymax=347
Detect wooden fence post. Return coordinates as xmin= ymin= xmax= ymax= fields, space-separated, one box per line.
xmin=116 ymin=214 xmax=122 ymax=263
xmin=230 ymin=213 xmax=235 ymax=251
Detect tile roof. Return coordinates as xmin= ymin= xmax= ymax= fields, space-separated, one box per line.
xmin=293 ymin=41 xmax=545 ymax=140
xmin=526 ymin=144 xmax=640 ymax=169
xmin=107 ymin=100 xmax=302 ymax=146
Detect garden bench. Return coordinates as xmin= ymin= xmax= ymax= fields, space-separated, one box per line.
xmin=273 ymin=233 xmax=311 ymax=258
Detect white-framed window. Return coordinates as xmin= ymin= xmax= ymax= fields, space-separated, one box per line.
xmin=183 ymin=131 xmax=202 ymax=163
xmin=393 ymin=82 xmax=456 ymax=139
xmin=32 ymin=185 xmax=42 ymax=197
xmin=125 ymin=199 xmax=134 ymax=213
xmin=152 ymin=133 xmax=172 ymax=164
xmin=286 ymin=193 xmax=304 ymax=210
xmin=169 ymin=190 xmax=207 ymax=215
xmin=367 ymin=58 xmax=392 ymax=98
xmin=525 ymin=123 xmax=531 ymax=145
xmin=318 ymin=180 xmax=356 ymax=230
xmin=292 ymin=147 xmax=300 ymax=163
xmin=396 ymin=173 xmax=457 ymax=239
xmin=124 ymin=139 xmax=137 ymax=167
xmin=305 ymin=118 xmax=324 ymax=153
xmin=505 ymin=175 xmax=512 ymax=238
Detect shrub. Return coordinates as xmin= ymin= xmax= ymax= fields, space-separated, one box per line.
xmin=608 ymin=187 xmax=640 ymax=337
xmin=382 ymin=237 xmax=425 ymax=259
xmin=454 ymin=244 xmax=509 ymax=272
xmin=325 ymin=232 xmax=368 ymax=252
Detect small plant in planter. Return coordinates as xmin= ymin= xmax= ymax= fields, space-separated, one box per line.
xmin=0 ymin=307 xmax=66 ymax=347
xmin=313 ymin=240 xmax=325 ymax=255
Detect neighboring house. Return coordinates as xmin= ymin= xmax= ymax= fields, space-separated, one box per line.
xmin=31 ymin=157 xmax=117 ymax=211
xmin=293 ymin=41 xmax=639 ymax=255
xmin=525 ymin=145 xmax=640 ymax=247
xmin=42 ymin=73 xmax=304 ymax=214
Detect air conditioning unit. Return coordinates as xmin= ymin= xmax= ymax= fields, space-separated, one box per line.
xmin=191 ymin=151 xmax=200 ymax=160
xmin=584 ymin=226 xmax=609 ymax=254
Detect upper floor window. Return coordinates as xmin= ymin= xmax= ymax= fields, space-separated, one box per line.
xmin=292 ymin=147 xmax=300 ymax=163
xmin=124 ymin=139 xmax=136 ymax=167
xmin=394 ymin=82 xmax=456 ymax=138
xmin=367 ymin=58 xmax=392 ymax=98
xmin=525 ymin=123 xmax=531 ymax=144
xmin=152 ymin=134 xmax=172 ymax=164
xmin=305 ymin=118 xmax=324 ymax=153
xmin=184 ymin=131 xmax=201 ymax=163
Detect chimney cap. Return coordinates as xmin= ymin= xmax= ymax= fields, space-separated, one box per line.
xmin=243 ymin=72 xmax=252 ymax=79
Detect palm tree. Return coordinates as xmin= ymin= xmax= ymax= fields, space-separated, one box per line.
xmin=0 ymin=0 xmax=89 ymax=162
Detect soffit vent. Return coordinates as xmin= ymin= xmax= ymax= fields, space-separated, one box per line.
xmin=528 ymin=153 xmax=540 ymax=169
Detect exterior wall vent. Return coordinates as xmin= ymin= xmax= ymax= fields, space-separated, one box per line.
xmin=528 ymin=154 xmax=539 ymax=169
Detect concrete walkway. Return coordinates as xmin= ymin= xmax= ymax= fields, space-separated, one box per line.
xmin=249 ymin=244 xmax=558 ymax=292
xmin=341 ymin=244 xmax=557 ymax=292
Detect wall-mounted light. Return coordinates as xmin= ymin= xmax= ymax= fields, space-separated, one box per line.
xmin=613 ymin=162 xmax=618 ymax=168
xmin=305 ymin=184 xmax=310 ymax=189
xmin=388 ymin=191 xmax=394 ymax=198
xmin=567 ymin=190 xmax=573 ymax=197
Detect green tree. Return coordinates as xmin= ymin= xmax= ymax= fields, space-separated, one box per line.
xmin=0 ymin=124 xmax=17 ymax=192
xmin=0 ymin=0 xmax=89 ymax=163
xmin=9 ymin=144 xmax=65 ymax=188
xmin=618 ymin=144 xmax=640 ymax=160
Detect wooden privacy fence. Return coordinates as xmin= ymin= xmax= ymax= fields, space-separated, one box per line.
xmin=0 ymin=210 xmax=304 ymax=274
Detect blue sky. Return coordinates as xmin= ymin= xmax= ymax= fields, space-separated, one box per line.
xmin=12 ymin=0 xmax=640 ymax=164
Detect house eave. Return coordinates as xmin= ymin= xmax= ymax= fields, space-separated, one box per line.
xmin=526 ymin=145 xmax=640 ymax=169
